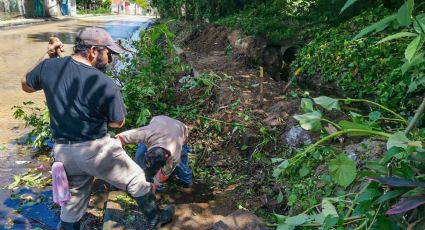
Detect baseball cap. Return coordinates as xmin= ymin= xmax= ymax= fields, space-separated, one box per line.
xmin=76 ymin=27 xmax=124 ymax=54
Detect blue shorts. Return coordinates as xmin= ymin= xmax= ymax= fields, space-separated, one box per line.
xmin=135 ymin=144 xmax=193 ymax=186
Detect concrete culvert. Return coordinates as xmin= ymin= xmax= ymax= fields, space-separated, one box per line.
xmin=280 ymin=45 xmax=300 ymax=64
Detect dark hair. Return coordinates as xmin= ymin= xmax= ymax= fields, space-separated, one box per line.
xmin=144 ymin=147 xmax=169 ymax=172
xmin=73 ymin=37 xmax=90 ymax=56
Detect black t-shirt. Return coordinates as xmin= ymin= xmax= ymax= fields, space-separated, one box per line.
xmin=26 ymin=56 xmax=127 ymax=142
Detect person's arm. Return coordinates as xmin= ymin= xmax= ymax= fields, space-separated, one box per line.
xmin=115 ymin=127 xmax=148 ymax=145
xmin=109 ymin=120 xmax=125 ymax=128
xmin=22 ymin=37 xmax=64 ymax=93
xmin=105 ymin=83 xmax=127 ymax=130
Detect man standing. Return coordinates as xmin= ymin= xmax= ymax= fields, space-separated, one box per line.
xmin=116 ymin=116 xmax=193 ymax=190
xmin=21 ymin=27 xmax=173 ymax=230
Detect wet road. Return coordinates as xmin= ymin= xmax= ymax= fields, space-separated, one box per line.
xmin=0 ymin=16 xmax=151 ymax=229
xmin=0 ymin=15 xmax=152 ymax=144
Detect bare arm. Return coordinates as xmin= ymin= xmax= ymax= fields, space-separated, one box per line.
xmin=115 ymin=127 xmax=148 ymax=145
xmin=22 ymin=37 xmax=64 ymax=93
xmin=109 ymin=119 xmax=125 ymax=128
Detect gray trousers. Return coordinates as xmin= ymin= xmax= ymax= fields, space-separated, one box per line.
xmin=53 ymin=135 xmax=151 ymax=223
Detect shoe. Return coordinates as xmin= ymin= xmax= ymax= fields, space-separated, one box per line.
xmin=135 ymin=188 xmax=175 ymax=229
xmin=57 ymin=221 xmax=80 ymax=230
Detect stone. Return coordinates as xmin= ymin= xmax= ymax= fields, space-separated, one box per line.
xmin=344 ymin=138 xmax=386 ymax=164
xmin=212 ymin=210 xmax=270 ymax=230
xmin=283 ymin=127 xmax=313 ymax=148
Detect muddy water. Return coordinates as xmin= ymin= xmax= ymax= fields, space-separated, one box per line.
xmin=0 ymin=16 xmax=151 ymax=229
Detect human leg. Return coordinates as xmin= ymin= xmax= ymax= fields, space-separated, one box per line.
xmin=134 ymin=187 xmax=175 ymax=229
xmin=76 ymin=136 xmax=174 ymax=228
xmin=135 ymin=143 xmax=148 ymax=169
xmin=53 ymin=144 xmax=95 ymax=229
xmin=175 ymin=144 xmax=193 ymax=187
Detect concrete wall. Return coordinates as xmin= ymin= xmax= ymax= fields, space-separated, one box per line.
xmin=0 ymin=0 xmax=73 ymax=19
xmin=44 ymin=0 xmax=61 ymax=16
xmin=0 ymin=0 xmax=25 ymax=19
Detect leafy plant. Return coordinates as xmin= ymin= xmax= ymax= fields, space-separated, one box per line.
xmin=273 ymin=95 xmax=425 ymax=228
xmin=114 ymin=24 xmax=188 ymax=127
xmin=12 ymin=101 xmax=51 ymax=149
xmin=7 ymin=169 xmax=51 ymax=190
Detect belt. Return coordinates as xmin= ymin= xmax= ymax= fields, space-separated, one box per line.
xmin=55 ymin=139 xmax=89 ymax=144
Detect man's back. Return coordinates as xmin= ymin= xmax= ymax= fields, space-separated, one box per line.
xmin=26 ymin=56 xmax=126 ymax=141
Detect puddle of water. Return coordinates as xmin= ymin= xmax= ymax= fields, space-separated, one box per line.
xmin=1 ymin=188 xmax=60 ymax=229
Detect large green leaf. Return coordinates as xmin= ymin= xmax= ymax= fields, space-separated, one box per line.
xmin=413 ymin=14 xmax=425 ymax=33
xmin=276 ymin=213 xmax=312 ymax=230
xmin=405 ymin=35 xmax=422 ymax=62
xmin=322 ymin=198 xmax=338 ymax=218
xmin=329 ymin=154 xmax=357 ymax=188
xmin=285 ymin=213 xmax=311 ymax=226
xmin=323 ymin=216 xmax=339 ymax=230
xmin=387 ymin=131 xmax=410 ymax=150
xmin=293 ymin=111 xmax=322 ymax=131
xmin=273 ymin=160 xmax=290 ymax=178
xmin=397 ymin=0 xmax=414 ymax=26
xmin=353 ymin=15 xmax=397 ymax=40
xmin=408 ymin=76 xmax=425 ymax=93
xmin=301 ymin=98 xmax=314 ymax=113
xmin=340 ymin=0 xmax=358 ymax=14
xmin=377 ymin=32 xmax=417 ymax=44
xmin=338 ymin=120 xmax=372 ymax=136
xmin=313 ymin=96 xmax=340 ymax=111
xmin=373 ymin=190 xmax=407 ymax=205
xmin=402 ymin=52 xmax=425 ymax=74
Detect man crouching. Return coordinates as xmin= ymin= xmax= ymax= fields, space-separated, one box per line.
xmin=116 ymin=115 xmax=193 ymax=191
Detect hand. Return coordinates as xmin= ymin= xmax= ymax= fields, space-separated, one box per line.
xmin=154 ymin=169 xmax=169 ymax=183
xmin=47 ymin=37 xmax=64 ymax=58
xmin=152 ymin=177 xmax=162 ymax=192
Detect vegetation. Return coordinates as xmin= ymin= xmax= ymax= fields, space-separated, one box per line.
xmin=10 ymin=0 xmax=425 ymax=229
xmin=76 ymin=0 xmax=112 ymax=15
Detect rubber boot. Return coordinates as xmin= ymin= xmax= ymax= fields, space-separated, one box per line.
xmin=57 ymin=221 xmax=80 ymax=230
xmin=135 ymin=188 xmax=175 ymax=229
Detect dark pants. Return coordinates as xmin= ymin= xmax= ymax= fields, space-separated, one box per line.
xmin=135 ymin=144 xmax=193 ymax=186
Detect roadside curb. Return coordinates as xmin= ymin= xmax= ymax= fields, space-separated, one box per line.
xmin=0 ymin=17 xmax=73 ymax=30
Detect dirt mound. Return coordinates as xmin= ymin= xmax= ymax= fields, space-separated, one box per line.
xmin=188 ymin=25 xmax=232 ymax=54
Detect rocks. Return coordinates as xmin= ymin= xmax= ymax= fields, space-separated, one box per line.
xmin=212 ymin=210 xmax=271 ymax=230
xmin=344 ymin=139 xmax=386 ymax=164
xmin=282 ymin=127 xmax=313 ymax=148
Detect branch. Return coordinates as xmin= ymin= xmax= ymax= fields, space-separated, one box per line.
xmin=404 ymin=95 xmax=425 ymax=135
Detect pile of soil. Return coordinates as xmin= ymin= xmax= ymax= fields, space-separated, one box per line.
xmin=170 ymin=21 xmax=307 ymax=216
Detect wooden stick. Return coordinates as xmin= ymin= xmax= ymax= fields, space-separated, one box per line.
xmin=259 ymin=66 xmax=264 ymax=105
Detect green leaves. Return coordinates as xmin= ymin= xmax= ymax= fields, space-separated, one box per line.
xmin=401 ymin=52 xmax=424 ymax=74
xmin=397 ymin=0 xmax=414 ymax=27
xmin=301 ymin=98 xmax=314 ymax=112
xmin=294 ymin=111 xmax=322 ymax=131
xmin=329 ymin=154 xmax=357 ymax=188
xmin=377 ymin=32 xmax=417 ymax=44
xmin=275 ymin=213 xmax=312 ymax=230
xmin=313 ymin=96 xmax=340 ymax=111
xmin=405 ymin=35 xmax=422 ymax=62
xmin=339 ymin=0 xmax=358 ymax=14
xmin=273 ymin=160 xmax=290 ymax=178
xmin=387 ymin=131 xmax=410 ymax=150
xmin=353 ymin=15 xmax=397 ymax=40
